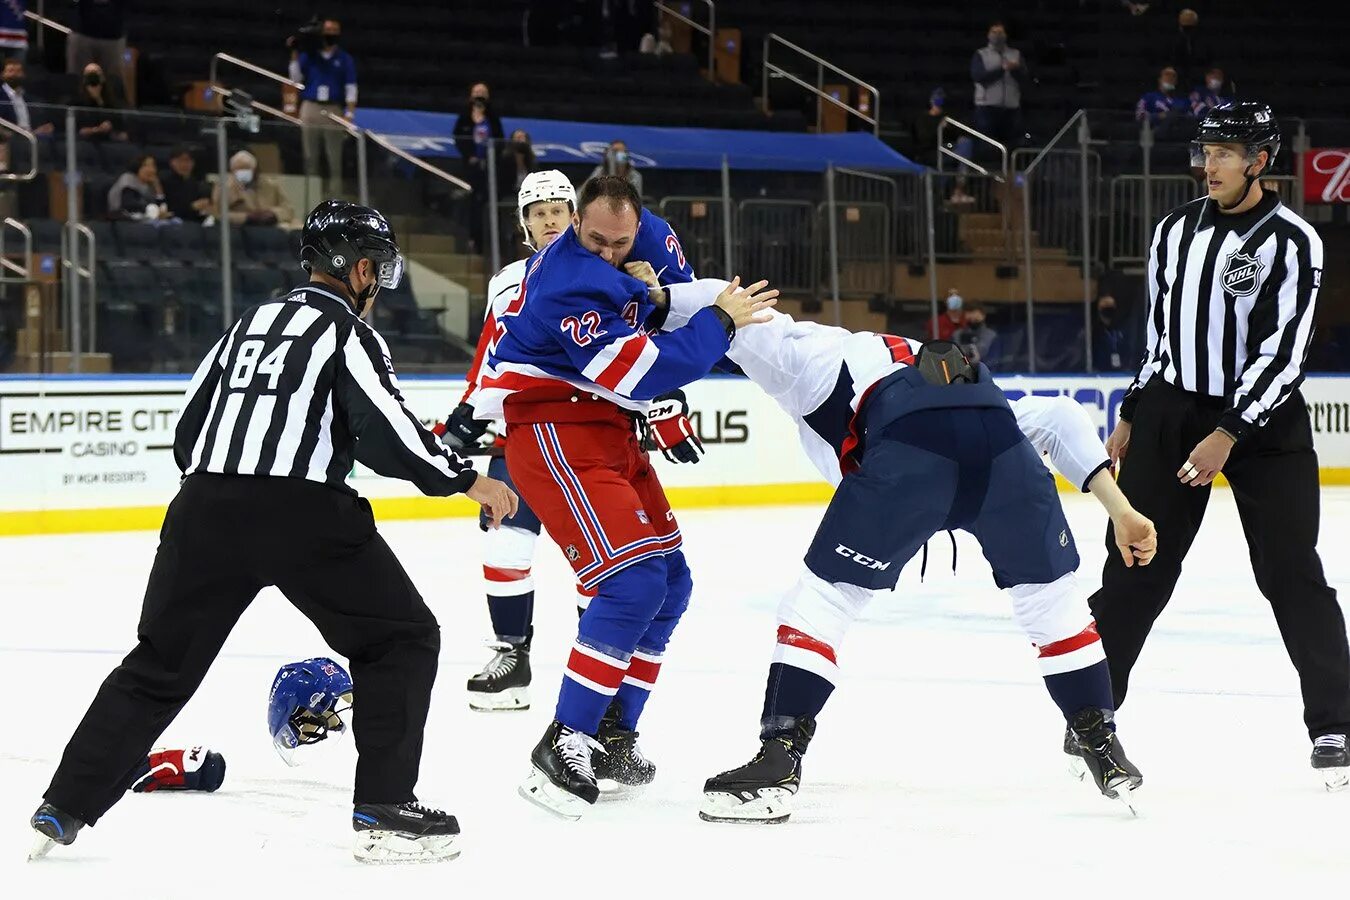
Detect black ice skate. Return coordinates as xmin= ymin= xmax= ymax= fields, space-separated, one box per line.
xmin=519 ymin=720 xmax=602 ymax=819
xmin=1311 ymin=734 xmax=1349 ymax=792
xmin=466 ymin=631 xmax=531 ymax=711
xmin=28 ymin=803 xmax=84 ymax=861
xmin=1069 ymin=708 xmax=1142 ymax=815
xmin=351 ymin=801 xmax=460 ymax=864
xmin=700 ymin=716 xmax=816 ymax=824
xmin=595 ymin=700 xmax=656 ymax=794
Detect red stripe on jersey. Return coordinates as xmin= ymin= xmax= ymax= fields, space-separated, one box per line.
xmin=593 ymin=335 xmax=650 ymax=392
xmin=776 ymin=624 xmax=838 ymax=665
xmin=837 ymin=380 xmax=883 ymax=477
xmin=626 ymin=655 xmax=662 ymax=685
xmin=460 ymin=310 xmax=497 ymax=404
xmin=881 ymin=334 xmax=915 ymax=365
xmin=567 ymin=647 xmax=628 ymax=689
xmin=577 ymin=582 xmax=598 ymax=598
xmin=484 ymin=565 xmax=531 ymax=583
xmin=1037 ymin=622 xmax=1101 ymax=658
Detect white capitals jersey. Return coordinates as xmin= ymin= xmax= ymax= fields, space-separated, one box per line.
xmin=461 ymin=259 xmax=529 ymax=431
xmin=665 ymin=280 xmax=1110 ymax=490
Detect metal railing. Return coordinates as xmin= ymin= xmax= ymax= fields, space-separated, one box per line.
xmin=59 ymin=222 xmax=96 ymax=368
xmin=655 ymin=0 xmax=716 ymax=79
xmin=0 ymin=217 xmax=32 ymax=283
xmin=0 ymin=117 xmax=38 ymax=182
xmin=659 ymin=196 xmax=729 ymax=278
xmin=737 ymin=198 xmax=817 ymax=296
xmin=24 ymin=3 xmax=70 ymax=55
xmin=937 ymin=116 xmax=1008 ymax=179
xmin=761 ymin=34 xmax=879 ymax=135
xmin=1107 ymin=174 xmax=1197 ymax=266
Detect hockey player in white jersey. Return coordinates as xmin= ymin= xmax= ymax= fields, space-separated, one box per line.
xmin=654 ymin=283 xmax=1156 ymax=821
xmin=438 ymin=170 xmax=584 ymax=711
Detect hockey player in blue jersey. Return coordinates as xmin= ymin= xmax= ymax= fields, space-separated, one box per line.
xmin=472 ymin=176 xmax=778 ymax=818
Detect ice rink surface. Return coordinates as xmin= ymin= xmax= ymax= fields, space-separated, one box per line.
xmin=4 ymin=489 xmax=1350 ymax=897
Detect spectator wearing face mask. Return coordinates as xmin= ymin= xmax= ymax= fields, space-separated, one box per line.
xmin=453 ymin=82 xmax=504 ymax=252
xmin=911 ymin=87 xmax=948 ymax=168
xmin=289 ymin=19 xmax=357 ymax=195
xmin=971 ymin=21 xmax=1027 ymax=153
xmin=1190 ymin=67 xmax=1231 ymax=118
xmin=929 ymin=289 xmax=967 ymax=341
xmin=214 ymin=150 xmax=297 ymax=229
xmin=72 ymin=62 xmax=127 ymax=141
xmin=588 ymin=139 xmax=642 ymax=197
xmin=161 ymin=145 xmax=213 ymax=222
xmin=1092 ymin=294 xmax=1131 ymax=372
xmin=953 ymin=303 xmax=1000 ymax=369
xmin=107 ymin=154 xmax=170 ymax=222
xmin=1135 ymin=66 xmax=1190 ymax=127
xmin=0 ymin=58 xmax=54 ymax=137
xmin=67 ymin=0 xmax=128 ymax=79
xmin=500 ymin=129 xmax=537 ymax=195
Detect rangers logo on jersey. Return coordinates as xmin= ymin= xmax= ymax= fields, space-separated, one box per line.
xmin=1221 ymin=250 xmax=1264 ymax=297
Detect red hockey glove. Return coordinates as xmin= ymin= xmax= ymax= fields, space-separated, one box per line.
xmin=647 ymin=390 xmax=704 ymax=464
xmin=129 ymin=746 xmax=227 ymax=793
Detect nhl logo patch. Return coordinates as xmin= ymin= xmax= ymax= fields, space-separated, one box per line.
xmin=565 ymin=544 xmax=580 ymax=562
xmin=636 ymin=509 xmax=649 ymax=524
xmin=1221 ymin=251 xmax=1264 ymax=297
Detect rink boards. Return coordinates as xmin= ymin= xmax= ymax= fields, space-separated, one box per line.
xmin=2 ymin=373 xmax=1349 ymax=535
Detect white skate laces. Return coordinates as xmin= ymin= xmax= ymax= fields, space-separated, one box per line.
xmin=1314 ymin=735 xmax=1347 ymax=751
xmin=556 ymin=728 xmax=604 ymax=781
xmin=481 ymin=642 xmax=520 ymax=679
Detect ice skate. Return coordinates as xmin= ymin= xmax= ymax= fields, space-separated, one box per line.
xmin=1312 ymin=734 xmax=1349 ymax=792
xmin=1069 ymin=708 xmax=1142 ymax=815
xmin=700 ymin=716 xmax=815 ymax=824
xmin=466 ymin=632 xmax=531 ymax=711
xmin=351 ymin=801 xmax=460 ymax=864
xmin=519 ymin=720 xmax=601 ymax=819
xmin=1063 ymin=726 xmax=1088 ymax=780
xmin=595 ymin=700 xmax=656 ymax=795
xmin=28 ymin=803 xmax=83 ymax=862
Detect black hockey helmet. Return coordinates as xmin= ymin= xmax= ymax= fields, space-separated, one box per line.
xmin=299 ymin=199 xmax=404 ymax=314
xmin=1191 ymin=102 xmax=1281 ymax=169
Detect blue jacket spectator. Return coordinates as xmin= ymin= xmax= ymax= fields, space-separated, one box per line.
xmin=0 ymin=58 xmax=53 ymax=136
xmin=1092 ymin=296 xmax=1132 ymax=372
xmin=1135 ymin=66 xmax=1190 ymax=125
xmin=1189 ymin=67 xmax=1231 ymax=117
xmin=288 ymin=19 xmax=357 ymax=194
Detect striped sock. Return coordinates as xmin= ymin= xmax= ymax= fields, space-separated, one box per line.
xmin=1035 ymin=622 xmax=1114 ymax=718
xmin=614 ymin=648 xmax=662 ymax=729
xmin=556 ymin=639 xmax=629 ymax=734
xmin=761 ymin=625 xmax=839 ymax=727
xmin=484 ymin=565 xmax=534 ymax=643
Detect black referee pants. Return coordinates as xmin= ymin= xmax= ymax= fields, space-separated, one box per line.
xmin=1090 ymin=380 xmax=1350 ymax=739
xmin=44 ymin=473 xmax=441 ymax=826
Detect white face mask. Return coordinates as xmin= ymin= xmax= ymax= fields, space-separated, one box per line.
xmin=235 ymin=168 xmax=254 ymax=186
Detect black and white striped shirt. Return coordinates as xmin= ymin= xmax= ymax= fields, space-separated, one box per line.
xmin=174 ymin=285 xmax=476 ymax=496
xmin=1121 ymin=191 xmax=1323 ymax=439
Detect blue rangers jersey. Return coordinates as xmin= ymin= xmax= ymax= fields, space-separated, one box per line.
xmin=473 ymin=216 xmax=724 ymax=421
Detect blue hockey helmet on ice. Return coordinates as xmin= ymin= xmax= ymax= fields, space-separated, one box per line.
xmin=267 ymin=657 xmax=354 ymax=766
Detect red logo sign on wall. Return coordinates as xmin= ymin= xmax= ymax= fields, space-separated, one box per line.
xmin=1305 ymin=149 xmax=1350 ymax=203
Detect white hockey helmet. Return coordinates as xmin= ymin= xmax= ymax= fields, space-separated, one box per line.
xmin=517 ymin=170 xmax=577 ymax=250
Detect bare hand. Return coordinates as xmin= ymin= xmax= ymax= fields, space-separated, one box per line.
xmin=624 ymin=260 xmax=667 ymax=307
xmin=1112 ymin=507 xmax=1157 ymax=568
xmin=713 ymin=276 xmax=779 ymax=329
xmin=1105 ymin=420 xmax=1131 ymax=469
xmin=1178 ymin=429 xmax=1234 ymax=488
xmin=466 ymin=473 xmax=518 ymax=528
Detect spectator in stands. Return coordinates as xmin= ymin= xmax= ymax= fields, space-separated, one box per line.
xmin=72 ymin=63 xmax=127 ymax=141
xmin=589 ymin=139 xmax=643 ymax=196
xmin=911 ymin=87 xmax=947 ymax=168
xmin=1092 ymin=294 xmax=1131 ymax=372
xmin=454 ymin=82 xmax=504 ymax=252
xmin=970 ymin=21 xmax=1027 ymax=153
xmin=0 ymin=1 xmax=27 ymax=63
xmin=954 ymin=302 xmax=999 ymax=368
xmin=107 ymin=154 xmax=171 ymax=222
xmin=161 ymin=145 xmax=213 ymax=223
xmin=1170 ymin=8 xmax=1210 ymax=90
xmin=929 ymin=289 xmax=967 ymax=341
xmin=501 ymin=129 xmax=537 ymax=195
xmin=639 ymin=20 xmax=674 ymax=57
xmin=289 ymin=18 xmax=357 ymax=196
xmin=214 ymin=150 xmax=297 ymax=229
xmin=1190 ymin=66 xmax=1230 ymax=117
xmin=1135 ymin=66 xmax=1190 ymax=128
xmin=67 ymin=0 xmax=128 ymax=81
xmin=0 ymin=59 xmax=54 ymax=137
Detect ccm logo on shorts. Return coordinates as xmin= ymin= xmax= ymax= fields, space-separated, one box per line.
xmin=835 ymin=544 xmax=890 ymax=571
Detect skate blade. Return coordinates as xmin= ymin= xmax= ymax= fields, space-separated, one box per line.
xmin=1104 ymin=777 xmax=1141 ymax=817
xmin=352 ymin=830 xmax=459 ymax=864
xmin=467 ymin=686 xmax=530 ymax=711
xmin=597 ymin=778 xmax=650 ymax=800
xmin=27 ymin=834 xmax=58 ymax=862
xmin=698 ymin=787 xmax=794 ymax=824
xmin=518 ymin=767 xmax=593 ymax=820
xmin=1317 ymin=765 xmax=1349 ymax=793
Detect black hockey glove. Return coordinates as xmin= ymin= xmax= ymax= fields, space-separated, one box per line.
xmin=434 ymin=402 xmax=490 ymax=449
xmin=646 ymin=390 xmax=704 ymax=464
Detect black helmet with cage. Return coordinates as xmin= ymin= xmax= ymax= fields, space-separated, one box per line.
xmin=1190 ymin=102 xmax=1282 ymax=210
xmin=299 ymin=199 xmax=405 ymax=316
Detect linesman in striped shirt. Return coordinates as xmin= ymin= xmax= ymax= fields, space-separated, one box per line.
xmin=30 ymin=200 xmax=517 ymax=864
xmin=1091 ymin=103 xmax=1350 ymax=787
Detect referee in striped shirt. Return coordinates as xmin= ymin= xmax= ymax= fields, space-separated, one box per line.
xmin=33 ymin=200 xmax=517 ymax=857
xmin=1091 ymin=103 xmax=1350 ymax=782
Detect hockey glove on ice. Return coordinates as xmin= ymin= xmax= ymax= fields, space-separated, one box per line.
xmin=434 ymin=402 xmax=490 ymax=449
xmin=129 ymin=746 xmax=226 ymax=793
xmin=647 ymin=390 xmax=704 ymax=464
